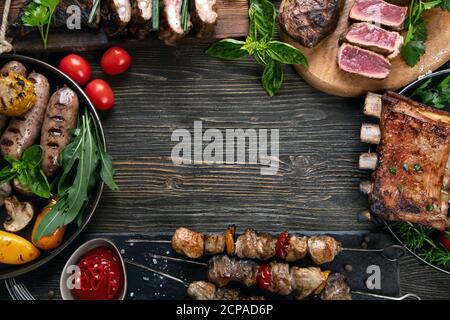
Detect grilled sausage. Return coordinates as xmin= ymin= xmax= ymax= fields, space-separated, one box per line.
xmin=1 ymin=72 xmax=51 ymax=159
xmin=0 ymin=61 xmax=27 ymax=131
xmin=40 ymin=86 xmax=79 ymax=177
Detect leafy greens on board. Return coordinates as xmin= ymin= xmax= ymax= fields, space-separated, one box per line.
xmin=0 ymin=145 xmax=51 ymax=198
xmin=206 ymin=0 xmax=308 ymax=96
xmin=411 ymin=74 xmax=450 ymax=108
xmin=33 ymin=109 xmax=118 ymax=241
xmin=22 ymin=0 xmax=61 ymax=49
xmin=401 ymin=0 xmax=450 ymax=67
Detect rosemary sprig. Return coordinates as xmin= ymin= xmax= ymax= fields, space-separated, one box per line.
xmin=152 ymin=0 xmax=160 ymax=31
xmin=180 ymin=0 xmax=189 ymax=32
xmin=88 ymin=0 xmax=101 ymax=24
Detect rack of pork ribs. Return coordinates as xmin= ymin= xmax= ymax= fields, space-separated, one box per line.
xmin=358 ymin=91 xmax=450 ymax=230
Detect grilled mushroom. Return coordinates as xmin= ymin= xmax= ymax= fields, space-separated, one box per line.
xmin=0 ymin=181 xmax=12 ymax=206
xmin=3 ymin=196 xmax=34 ymax=232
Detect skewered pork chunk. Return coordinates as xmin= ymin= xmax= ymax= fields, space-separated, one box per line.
xmin=307 ymin=236 xmax=343 ymax=265
xmin=102 ymin=0 xmax=132 ymax=37
xmin=129 ymin=0 xmax=153 ymax=38
xmin=267 ymin=262 xmax=292 ymax=295
xmin=172 ymin=227 xmax=204 ymax=258
xmin=187 ymin=281 xmax=265 ymax=300
xmin=234 ymin=229 xmax=277 ymax=261
xmin=158 ymin=0 xmax=192 ymax=45
xmin=207 ymin=255 xmax=258 ymax=287
xmin=290 ymin=267 xmax=326 ymax=300
xmin=369 ymin=92 xmax=450 ymax=230
xmin=205 ymin=234 xmax=226 ymax=255
xmin=285 ymin=235 xmax=308 ymax=261
xmin=320 ymin=273 xmax=352 ymax=300
xmin=190 ymin=0 xmax=218 ymax=38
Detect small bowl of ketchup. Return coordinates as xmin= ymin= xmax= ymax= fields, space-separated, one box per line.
xmin=60 ymin=238 xmax=127 ymax=300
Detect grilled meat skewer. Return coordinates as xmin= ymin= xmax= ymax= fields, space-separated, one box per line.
xmin=158 ymin=0 xmax=192 ymax=45
xmin=187 ymin=281 xmax=265 ymax=300
xmin=102 ymin=0 xmax=132 ymax=37
xmin=207 ymin=255 xmax=352 ymax=300
xmin=171 ymin=227 xmax=342 ymax=265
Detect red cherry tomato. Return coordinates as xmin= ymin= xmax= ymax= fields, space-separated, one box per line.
xmin=100 ymin=47 xmax=131 ymax=75
xmin=440 ymin=231 xmax=450 ymax=251
xmin=275 ymin=230 xmax=290 ymax=260
xmin=85 ymin=79 xmax=115 ymax=111
xmin=257 ymin=264 xmax=272 ymax=291
xmin=59 ymin=54 xmax=91 ymax=86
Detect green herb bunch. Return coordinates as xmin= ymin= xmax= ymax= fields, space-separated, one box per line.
xmin=206 ymin=0 xmax=308 ymax=96
xmin=22 ymin=0 xmax=61 ymax=49
xmin=412 ymin=74 xmax=450 ymax=109
xmin=401 ymin=0 xmax=450 ymax=67
xmin=0 ymin=145 xmax=51 ymax=198
xmin=33 ymin=109 xmax=118 ymax=241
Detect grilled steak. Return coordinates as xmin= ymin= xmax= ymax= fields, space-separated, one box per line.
xmin=190 ymin=0 xmax=217 ymax=38
xmin=349 ymin=0 xmax=408 ymax=29
xmin=129 ymin=0 xmax=153 ymax=39
xmin=102 ymin=0 xmax=132 ymax=37
xmin=8 ymin=0 xmax=100 ymax=37
xmin=337 ymin=43 xmax=391 ymax=79
xmin=344 ymin=22 xmax=403 ymax=58
xmin=158 ymin=0 xmax=192 ymax=45
xmin=279 ymin=0 xmax=344 ymax=48
xmin=369 ymin=92 xmax=450 ymax=230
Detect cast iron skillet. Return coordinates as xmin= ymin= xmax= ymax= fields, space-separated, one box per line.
xmin=0 ymin=54 xmax=105 ymax=279
xmin=386 ymin=68 xmax=450 ymax=275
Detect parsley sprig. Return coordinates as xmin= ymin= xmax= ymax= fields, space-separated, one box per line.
xmin=411 ymin=74 xmax=450 ymax=109
xmin=206 ymin=0 xmax=308 ymax=96
xmin=401 ymin=0 xmax=450 ymax=67
xmin=22 ymin=0 xmax=60 ymax=49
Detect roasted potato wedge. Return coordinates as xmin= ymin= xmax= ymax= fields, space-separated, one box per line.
xmin=0 ymin=72 xmax=36 ymax=116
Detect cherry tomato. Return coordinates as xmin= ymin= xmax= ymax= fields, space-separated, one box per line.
xmin=257 ymin=264 xmax=272 ymax=291
xmin=101 ymin=47 xmax=131 ymax=75
xmin=59 ymin=54 xmax=91 ymax=86
xmin=85 ymin=79 xmax=115 ymax=111
xmin=440 ymin=231 xmax=450 ymax=251
xmin=275 ymin=230 xmax=290 ymax=260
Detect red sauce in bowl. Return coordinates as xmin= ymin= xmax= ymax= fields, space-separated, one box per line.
xmin=71 ymin=246 xmax=124 ymax=300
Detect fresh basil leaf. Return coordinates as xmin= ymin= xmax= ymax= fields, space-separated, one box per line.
xmin=26 ymin=167 xmax=51 ymax=198
xmin=249 ymin=0 xmax=276 ymax=41
xmin=261 ymin=59 xmax=283 ymax=97
xmin=440 ymin=0 xmax=450 ymax=11
xmin=266 ymin=41 xmax=309 ymax=67
xmin=0 ymin=167 xmax=16 ymax=185
xmin=22 ymin=145 xmax=43 ymax=169
xmin=206 ymin=39 xmax=249 ymax=60
xmin=401 ymin=40 xmax=426 ymax=66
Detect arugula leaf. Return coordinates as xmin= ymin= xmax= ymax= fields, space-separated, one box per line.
xmin=262 ymin=59 xmax=283 ymax=96
xmin=206 ymin=39 xmax=249 ymax=60
xmin=206 ymin=0 xmax=308 ymax=96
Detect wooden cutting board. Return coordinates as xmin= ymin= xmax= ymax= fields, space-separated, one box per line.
xmin=280 ymin=0 xmax=450 ymax=97
xmin=0 ymin=0 xmax=249 ymax=52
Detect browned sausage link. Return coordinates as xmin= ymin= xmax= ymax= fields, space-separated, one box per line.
xmin=0 ymin=61 xmax=28 ymax=77
xmin=0 ymin=72 xmax=51 ymax=159
xmin=0 ymin=61 xmax=28 ymax=133
xmin=40 ymin=86 xmax=79 ymax=177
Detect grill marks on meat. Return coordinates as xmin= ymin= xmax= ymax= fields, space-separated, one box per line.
xmin=190 ymin=0 xmax=217 ymax=38
xmin=101 ymin=0 xmax=132 ymax=37
xmin=344 ymin=22 xmax=403 ymax=58
xmin=337 ymin=43 xmax=391 ymax=79
xmin=349 ymin=0 xmax=408 ymax=29
xmin=207 ymin=255 xmax=258 ymax=287
xmin=234 ymin=229 xmax=277 ymax=261
xmin=172 ymin=227 xmax=205 ymax=258
xmin=129 ymin=0 xmax=153 ymax=39
xmin=158 ymin=0 xmax=192 ymax=45
xmin=369 ymin=92 xmax=450 ymax=230
xmin=279 ymin=0 xmax=344 ymax=48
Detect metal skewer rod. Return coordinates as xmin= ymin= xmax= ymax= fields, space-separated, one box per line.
xmin=352 ymin=291 xmax=421 ymax=300
xmin=147 ymin=253 xmax=207 ymax=266
xmin=125 ymin=259 xmax=189 ymax=287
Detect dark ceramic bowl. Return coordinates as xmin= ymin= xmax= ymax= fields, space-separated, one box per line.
xmin=387 ymin=69 xmax=450 ymax=275
xmin=0 ymin=54 xmax=105 ymax=279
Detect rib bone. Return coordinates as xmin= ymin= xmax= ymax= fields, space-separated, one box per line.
xmin=360 ymin=124 xmax=381 ymax=144
xmin=359 ymin=153 xmax=377 ymax=170
xmin=364 ymin=93 xmax=382 ymax=118
xmin=359 ymin=181 xmax=373 ymax=194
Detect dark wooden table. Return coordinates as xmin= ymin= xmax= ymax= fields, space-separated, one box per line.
xmin=1 ymin=43 xmax=449 ymax=300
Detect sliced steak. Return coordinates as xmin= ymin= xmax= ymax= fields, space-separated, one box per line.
xmin=190 ymin=0 xmax=217 ymax=38
xmin=279 ymin=0 xmax=344 ymax=48
xmin=337 ymin=43 xmax=391 ymax=79
xmin=101 ymin=0 xmax=132 ymax=37
xmin=344 ymin=22 xmax=403 ymax=58
xmin=158 ymin=0 xmax=192 ymax=45
xmin=349 ymin=0 xmax=408 ymax=29
xmin=129 ymin=0 xmax=153 ymax=39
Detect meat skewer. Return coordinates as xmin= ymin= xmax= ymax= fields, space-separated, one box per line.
xmin=359 ymin=92 xmax=450 ymax=230
xmin=171 ymin=226 xmax=343 ymax=265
